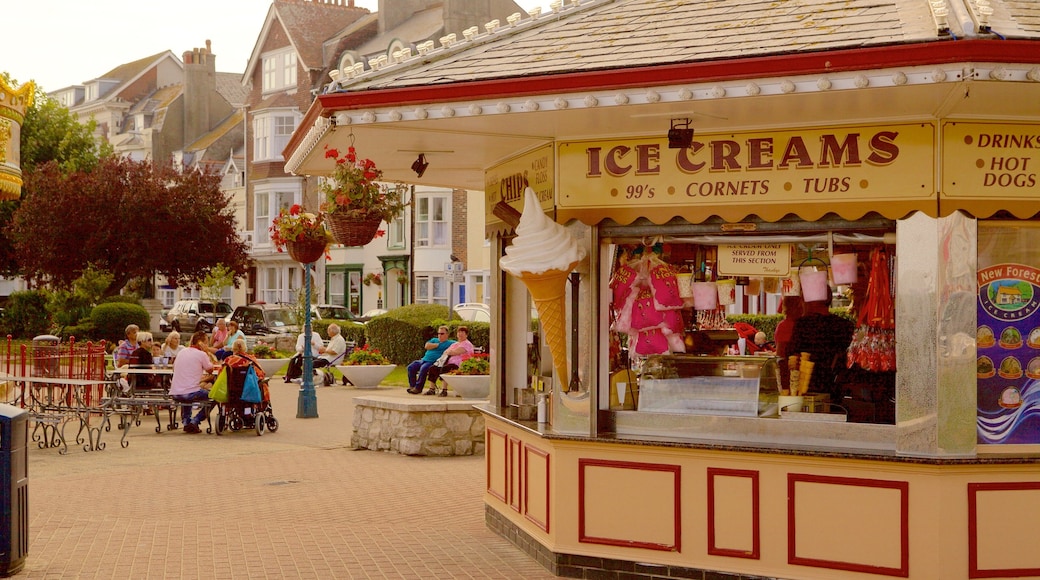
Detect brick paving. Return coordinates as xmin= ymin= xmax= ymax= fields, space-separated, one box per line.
xmin=23 ymin=382 xmax=558 ymax=579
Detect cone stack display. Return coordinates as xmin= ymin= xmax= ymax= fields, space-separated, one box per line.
xmin=518 ymin=263 xmax=578 ymax=382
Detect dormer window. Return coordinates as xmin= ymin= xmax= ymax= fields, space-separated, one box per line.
xmin=262 ymin=48 xmax=297 ymax=93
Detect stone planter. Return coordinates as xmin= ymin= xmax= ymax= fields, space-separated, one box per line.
xmin=440 ymin=373 xmax=491 ymax=399
xmin=255 ymin=358 xmax=290 ymax=378
xmin=339 ymin=364 xmax=396 ymax=388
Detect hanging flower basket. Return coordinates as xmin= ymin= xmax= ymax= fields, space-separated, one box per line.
xmin=269 ymin=205 xmax=332 ymax=263
xmin=321 ymin=144 xmax=407 ymax=247
xmin=327 ymin=211 xmax=383 ymax=247
xmin=286 ymin=237 xmax=328 ymax=263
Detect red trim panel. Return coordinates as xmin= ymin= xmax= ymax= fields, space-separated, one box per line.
xmin=485 ymin=427 xmax=508 ymax=504
xmin=523 ymin=444 xmax=550 ymax=533
xmin=707 ymin=468 xmax=760 ymax=560
xmin=788 ymin=473 xmax=909 ymax=577
xmin=578 ymin=458 xmax=681 ymax=552
xmin=968 ymin=481 xmax=1040 ymax=579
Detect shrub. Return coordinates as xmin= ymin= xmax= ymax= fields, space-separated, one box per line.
xmin=61 ymin=320 xmax=97 ymax=341
xmin=90 ymin=302 xmax=150 ymax=345
xmin=2 ymin=290 xmax=51 ymax=338
xmin=365 ymin=304 xmax=450 ymax=365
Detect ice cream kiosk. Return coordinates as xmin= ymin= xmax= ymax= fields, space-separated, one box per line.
xmin=285 ymin=0 xmax=1040 ymax=577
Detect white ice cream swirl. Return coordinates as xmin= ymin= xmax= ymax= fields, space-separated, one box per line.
xmin=500 ymin=187 xmax=586 ymax=275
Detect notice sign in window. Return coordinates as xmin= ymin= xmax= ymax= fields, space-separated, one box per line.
xmin=717 ymin=244 xmax=791 ymax=277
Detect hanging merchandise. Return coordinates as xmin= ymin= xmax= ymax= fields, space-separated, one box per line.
xmin=847 ymin=246 xmax=896 ymax=371
xmin=647 ymin=254 xmax=684 ymax=310
xmin=692 ymin=281 xmax=718 ymax=310
xmin=831 ymin=253 xmax=859 ymax=285
xmin=717 ymin=279 xmax=736 ymax=306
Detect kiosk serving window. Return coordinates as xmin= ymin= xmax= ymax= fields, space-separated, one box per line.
xmin=603 ymin=224 xmax=897 ymax=426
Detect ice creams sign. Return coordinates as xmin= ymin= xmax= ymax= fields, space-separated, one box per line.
xmin=717 ymin=244 xmax=791 ymax=277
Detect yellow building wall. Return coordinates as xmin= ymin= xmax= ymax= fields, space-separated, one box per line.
xmin=486 ymin=416 xmax=1040 ymax=579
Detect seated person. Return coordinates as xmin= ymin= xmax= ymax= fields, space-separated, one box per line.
xmin=284 ymin=330 xmax=326 ymax=383
xmin=209 ymin=319 xmax=229 ymax=352
xmin=163 ymin=331 xmax=186 ymax=362
xmin=425 ymin=326 xmax=475 ymax=396
xmin=406 ymin=326 xmax=455 ymax=395
xmin=127 ymin=332 xmax=160 ymax=390
xmin=316 ymin=324 xmax=348 ymax=386
xmin=222 ymin=338 xmax=264 ymax=378
xmin=170 ymin=330 xmax=218 ymax=434
xmin=115 ymin=324 xmax=140 ymax=368
xmin=214 ymin=321 xmax=246 ymax=361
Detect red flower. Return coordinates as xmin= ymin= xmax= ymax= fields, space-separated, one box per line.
xmin=289 ymin=204 xmax=302 ymax=215
xmin=324 ymin=147 xmax=339 ymax=159
xmin=375 ymin=229 xmax=386 ymax=238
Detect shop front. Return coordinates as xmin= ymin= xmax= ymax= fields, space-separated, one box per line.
xmin=285 ymin=1 xmax=1040 ymax=577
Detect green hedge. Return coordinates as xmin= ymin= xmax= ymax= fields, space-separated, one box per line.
xmin=726 ymin=308 xmax=854 ymax=342
xmin=434 ymin=318 xmax=490 ymax=353
xmin=90 ymin=302 xmax=150 ymax=345
xmin=365 ymin=304 xmax=450 ymax=364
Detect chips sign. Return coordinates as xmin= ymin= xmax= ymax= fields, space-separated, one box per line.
xmin=717 ymin=244 xmax=791 ymax=277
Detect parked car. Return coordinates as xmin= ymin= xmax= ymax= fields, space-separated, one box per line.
xmin=165 ymin=300 xmax=233 ymax=333
xmin=355 ymin=308 xmax=388 ymax=324
xmin=453 ymin=302 xmax=490 ymax=322
xmin=229 ymin=304 xmax=298 ymax=336
xmin=313 ymin=304 xmax=356 ymax=321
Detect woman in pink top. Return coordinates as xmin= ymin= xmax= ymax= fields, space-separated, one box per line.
xmin=210 ymin=319 xmax=229 ymax=352
xmin=171 ymin=331 xmax=217 ymax=433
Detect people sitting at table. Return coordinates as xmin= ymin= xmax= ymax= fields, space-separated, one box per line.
xmin=170 ymin=330 xmax=217 ymax=434
xmin=115 ymin=324 xmax=140 ymax=368
xmin=406 ymin=326 xmax=455 ymax=395
xmin=425 ymin=326 xmax=475 ymax=396
xmin=128 ymin=332 xmax=160 ymax=390
xmin=214 ymin=320 xmax=246 ymax=361
xmin=163 ymin=331 xmax=185 ymax=362
xmin=284 ymin=330 xmax=326 ymax=383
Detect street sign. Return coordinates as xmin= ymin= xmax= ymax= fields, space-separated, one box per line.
xmin=444 ymin=261 xmax=464 ymax=283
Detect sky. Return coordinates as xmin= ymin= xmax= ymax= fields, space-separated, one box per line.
xmin=6 ymin=0 xmax=550 ymax=93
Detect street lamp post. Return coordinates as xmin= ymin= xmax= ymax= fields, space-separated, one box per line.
xmin=297 ymin=261 xmax=318 ymax=418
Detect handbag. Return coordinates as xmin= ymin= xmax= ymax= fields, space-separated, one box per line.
xmin=433 ymin=351 xmax=450 ymax=368
xmin=241 ymin=365 xmax=262 ymax=403
xmin=209 ymin=367 xmax=229 ymax=403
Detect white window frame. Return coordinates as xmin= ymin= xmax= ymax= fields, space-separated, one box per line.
xmin=415 ymin=194 xmax=449 ymax=248
xmin=261 ymin=47 xmax=297 ymax=94
xmin=252 ymin=109 xmax=299 ymax=162
xmin=253 ymin=181 xmax=301 ymax=247
xmin=415 ymin=274 xmax=448 ymax=306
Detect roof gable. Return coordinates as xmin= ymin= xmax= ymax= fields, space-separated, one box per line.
xmin=243 ymin=0 xmax=371 ymax=82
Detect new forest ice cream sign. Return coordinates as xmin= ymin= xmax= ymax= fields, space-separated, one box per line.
xmin=556 ymin=123 xmax=935 ymax=223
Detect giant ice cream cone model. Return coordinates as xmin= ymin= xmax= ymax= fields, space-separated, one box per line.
xmin=518 ymin=265 xmax=578 ymax=383
xmin=500 ymin=187 xmax=587 ymax=387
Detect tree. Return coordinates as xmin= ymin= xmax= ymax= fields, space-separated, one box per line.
xmin=0 ymin=72 xmax=112 ymax=277
xmin=13 ymin=156 xmax=250 ymax=296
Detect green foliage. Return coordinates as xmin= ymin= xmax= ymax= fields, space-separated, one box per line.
xmin=365 ymin=304 xmax=450 ymax=365
xmin=15 ymin=80 xmax=112 ymax=175
xmin=1 ymin=290 xmax=50 ymax=338
xmin=45 ymin=264 xmax=115 ymax=330
xmin=61 ymin=320 xmax=96 ymax=342
xmin=200 ymin=263 xmax=237 ymax=304
xmin=89 ymin=302 xmax=150 ymax=345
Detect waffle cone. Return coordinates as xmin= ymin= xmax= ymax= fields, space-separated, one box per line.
xmin=517 ymin=265 xmax=577 ymax=383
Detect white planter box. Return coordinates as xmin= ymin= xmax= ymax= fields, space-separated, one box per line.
xmin=440 ymin=374 xmax=491 ymax=399
xmin=339 ymin=364 xmax=396 ymax=389
xmin=255 ymin=358 xmax=290 ymax=378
